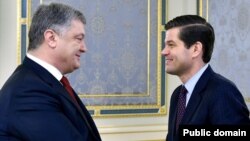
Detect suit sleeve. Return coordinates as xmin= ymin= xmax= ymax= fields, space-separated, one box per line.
xmin=208 ymin=85 xmax=250 ymax=124
xmin=8 ymin=85 xmax=86 ymax=141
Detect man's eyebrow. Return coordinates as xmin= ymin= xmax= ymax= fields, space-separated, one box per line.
xmin=75 ymin=33 xmax=85 ymax=38
xmin=165 ymin=40 xmax=175 ymax=44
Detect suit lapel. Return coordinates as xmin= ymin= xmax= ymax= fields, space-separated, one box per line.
xmin=54 ymin=82 xmax=101 ymax=140
xmin=23 ymin=57 xmax=101 ymax=140
xmin=73 ymin=91 xmax=101 ymax=141
xmin=182 ymin=66 xmax=214 ymax=124
xmin=169 ymin=85 xmax=182 ymax=134
xmin=23 ymin=57 xmax=60 ymax=87
xmin=23 ymin=57 xmax=75 ymax=104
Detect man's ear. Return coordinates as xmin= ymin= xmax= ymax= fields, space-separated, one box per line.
xmin=44 ymin=29 xmax=57 ymax=48
xmin=192 ymin=41 xmax=203 ymax=58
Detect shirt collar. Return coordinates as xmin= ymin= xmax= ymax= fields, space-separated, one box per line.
xmin=26 ymin=53 xmax=63 ymax=81
xmin=184 ymin=64 xmax=209 ymax=95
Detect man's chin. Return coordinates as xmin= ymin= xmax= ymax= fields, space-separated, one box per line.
xmin=71 ymin=64 xmax=80 ymax=72
xmin=166 ymin=69 xmax=176 ymax=75
xmin=74 ymin=65 xmax=80 ymax=70
xmin=75 ymin=62 xmax=81 ymax=67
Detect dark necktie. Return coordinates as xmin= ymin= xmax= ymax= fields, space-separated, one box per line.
xmin=60 ymin=76 xmax=78 ymax=104
xmin=175 ymin=85 xmax=187 ymax=131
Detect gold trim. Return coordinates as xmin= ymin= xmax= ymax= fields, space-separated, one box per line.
xmin=27 ymin=0 xmax=32 ymax=31
xmin=93 ymin=113 xmax=167 ymax=118
xmin=20 ymin=18 xmax=27 ymax=23
xmin=101 ymin=130 xmax=166 ymax=134
xmin=156 ymin=0 xmax=162 ymax=108
xmin=17 ymin=0 xmax=32 ymax=65
xmin=147 ymin=0 xmax=151 ymax=101
xmin=89 ymin=105 xmax=162 ymax=110
xmin=99 ymin=123 xmax=167 ymax=129
xmin=81 ymin=93 xmax=149 ymax=98
xmin=199 ymin=0 xmax=203 ymax=16
xmin=165 ymin=0 xmax=169 ymax=115
xmin=245 ymin=97 xmax=250 ymax=103
xmin=199 ymin=0 xmax=209 ymax=20
xmin=17 ymin=0 xmax=21 ymax=64
xmin=206 ymin=0 xmax=209 ymax=21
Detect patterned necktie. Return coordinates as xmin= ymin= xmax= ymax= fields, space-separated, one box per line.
xmin=60 ymin=76 xmax=78 ymax=104
xmin=175 ymin=85 xmax=187 ymax=131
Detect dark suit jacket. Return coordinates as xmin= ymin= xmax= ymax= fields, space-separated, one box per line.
xmin=166 ymin=65 xmax=250 ymax=141
xmin=0 ymin=57 xmax=102 ymax=141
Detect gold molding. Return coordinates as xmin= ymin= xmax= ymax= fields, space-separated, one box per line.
xmin=17 ymin=0 xmax=21 ymax=64
xmin=199 ymin=0 xmax=209 ymax=20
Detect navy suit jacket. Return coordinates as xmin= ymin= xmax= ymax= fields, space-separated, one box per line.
xmin=166 ymin=65 xmax=250 ymax=141
xmin=0 ymin=57 xmax=102 ymax=141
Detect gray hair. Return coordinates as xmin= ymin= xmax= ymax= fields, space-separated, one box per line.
xmin=28 ymin=3 xmax=86 ymax=50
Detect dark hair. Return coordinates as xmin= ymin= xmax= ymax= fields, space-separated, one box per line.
xmin=165 ymin=15 xmax=215 ymax=63
xmin=28 ymin=3 xmax=86 ymax=50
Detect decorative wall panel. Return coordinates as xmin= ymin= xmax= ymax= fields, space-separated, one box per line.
xmin=199 ymin=0 xmax=250 ymax=104
xmin=18 ymin=0 xmax=167 ymax=117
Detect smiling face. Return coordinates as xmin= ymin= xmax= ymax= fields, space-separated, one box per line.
xmin=161 ymin=27 xmax=193 ymax=78
xmin=55 ymin=19 xmax=87 ymax=74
